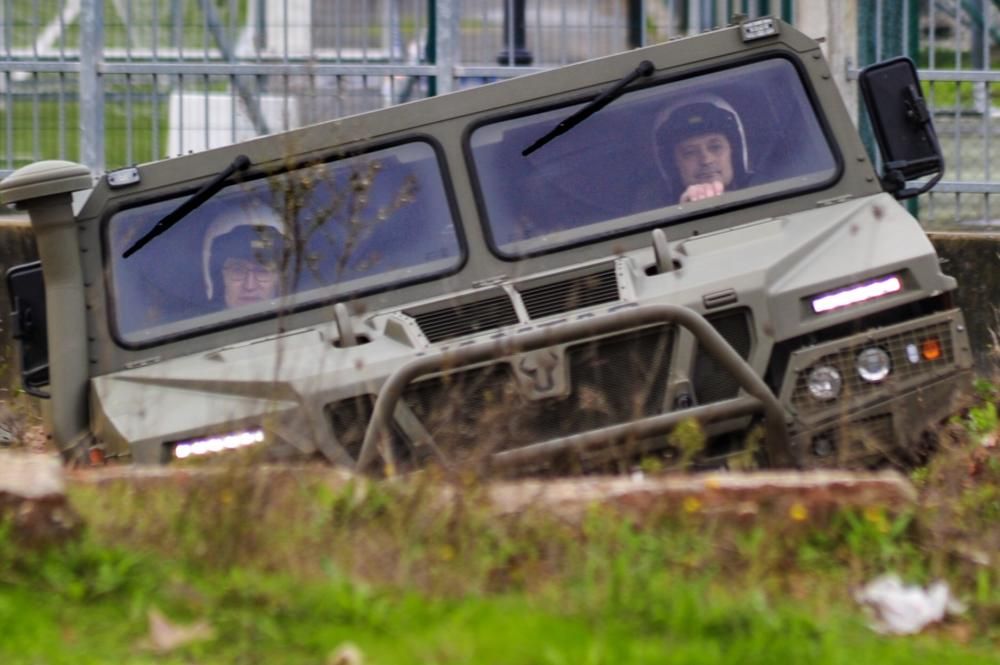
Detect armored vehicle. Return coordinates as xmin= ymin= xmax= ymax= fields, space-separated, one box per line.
xmin=2 ymin=17 xmax=973 ymax=472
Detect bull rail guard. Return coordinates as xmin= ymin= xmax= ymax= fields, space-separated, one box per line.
xmin=355 ymin=303 xmax=793 ymax=473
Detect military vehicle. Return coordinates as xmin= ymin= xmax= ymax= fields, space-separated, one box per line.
xmin=1 ymin=16 xmax=973 ymax=472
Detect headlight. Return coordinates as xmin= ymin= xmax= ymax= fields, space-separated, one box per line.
xmin=810 ymin=274 xmax=902 ymax=314
xmin=856 ymin=347 xmax=891 ymax=383
xmin=807 ymin=365 xmax=842 ymax=401
xmin=173 ymin=428 xmax=266 ymax=459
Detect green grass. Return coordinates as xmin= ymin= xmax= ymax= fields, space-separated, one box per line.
xmin=915 ymin=47 xmax=1000 ymax=112
xmin=0 ymin=383 xmax=998 ymax=663
xmin=0 ymin=94 xmax=170 ymax=170
xmin=5 ymin=0 xmax=247 ymax=51
xmin=58 ymin=0 xmax=248 ymax=52
xmin=3 ymin=0 xmax=64 ymax=50
xmin=2 ymin=573 xmax=997 ymax=665
xmin=1 ymin=527 xmax=998 ymax=664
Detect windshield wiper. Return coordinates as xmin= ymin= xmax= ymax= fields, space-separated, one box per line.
xmin=122 ymin=154 xmax=252 ymax=259
xmin=522 ymin=60 xmax=655 ymax=157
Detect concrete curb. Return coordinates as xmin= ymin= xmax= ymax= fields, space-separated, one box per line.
xmin=67 ymin=464 xmax=917 ymax=523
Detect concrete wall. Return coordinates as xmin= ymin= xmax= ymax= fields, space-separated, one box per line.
xmin=929 ymin=232 xmax=1000 ymax=375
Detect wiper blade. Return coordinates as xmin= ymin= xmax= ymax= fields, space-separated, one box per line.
xmin=522 ymin=59 xmax=655 ymax=157
xmin=122 ymin=154 xmax=252 ymax=259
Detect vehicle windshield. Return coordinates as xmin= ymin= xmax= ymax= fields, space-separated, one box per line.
xmin=470 ymin=57 xmax=838 ymax=257
xmin=108 ymin=141 xmax=462 ymax=346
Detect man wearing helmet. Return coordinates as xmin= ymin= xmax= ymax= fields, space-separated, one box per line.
xmin=202 ymin=201 xmax=288 ymax=309
xmin=653 ymin=95 xmax=750 ymax=204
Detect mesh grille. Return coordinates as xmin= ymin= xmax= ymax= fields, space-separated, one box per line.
xmin=791 ymin=320 xmax=955 ymax=412
xmin=325 ymin=395 xmax=377 ymax=460
xmin=517 ymin=266 xmax=620 ymax=319
xmin=854 ymin=414 xmax=895 ymax=447
xmin=810 ymin=414 xmax=895 ymax=462
xmin=325 ymin=395 xmax=408 ymax=465
xmin=692 ymin=310 xmax=753 ymax=404
xmin=399 ymin=326 xmax=674 ymax=461
xmin=408 ymin=293 xmax=519 ymax=343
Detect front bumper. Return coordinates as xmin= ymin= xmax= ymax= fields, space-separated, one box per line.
xmin=789 ymin=370 xmax=973 ymax=467
xmin=355 ymin=303 xmax=793 ymax=473
xmin=779 ymin=308 xmax=973 ymax=466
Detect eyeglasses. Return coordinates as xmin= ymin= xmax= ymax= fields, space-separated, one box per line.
xmin=222 ymin=258 xmax=279 ymax=283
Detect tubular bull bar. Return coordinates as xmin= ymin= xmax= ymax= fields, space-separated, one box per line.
xmin=356 ymin=304 xmax=794 ymax=473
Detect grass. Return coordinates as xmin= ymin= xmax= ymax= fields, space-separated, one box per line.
xmin=2 ymin=0 xmax=63 ymax=50
xmin=914 ymin=47 xmax=1000 ymax=112
xmin=48 ymin=0 xmax=248 ymax=53
xmin=0 ymin=93 xmax=173 ymax=170
xmin=0 ymin=519 xmax=997 ymax=664
xmin=20 ymin=0 xmax=406 ymax=54
xmin=0 ymin=380 xmax=998 ymax=663
xmin=2 ymin=563 xmax=997 ymax=664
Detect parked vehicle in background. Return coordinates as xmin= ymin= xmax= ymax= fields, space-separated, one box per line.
xmin=2 ymin=17 xmax=973 ymax=472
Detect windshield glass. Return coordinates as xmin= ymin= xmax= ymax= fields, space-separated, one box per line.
xmin=470 ymin=57 xmax=837 ymax=257
xmin=108 ymin=141 xmax=462 ymax=346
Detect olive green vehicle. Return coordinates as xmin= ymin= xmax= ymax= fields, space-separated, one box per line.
xmin=1 ymin=17 xmax=974 ymax=472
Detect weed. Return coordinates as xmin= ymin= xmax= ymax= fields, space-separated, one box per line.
xmin=0 ymin=522 xmax=154 ymax=603
xmin=2 ymin=451 xmax=999 ymax=662
xmin=972 ymin=378 xmax=998 ymax=403
xmin=667 ymin=418 xmax=705 ymax=467
xmin=965 ymin=401 xmax=998 ymax=445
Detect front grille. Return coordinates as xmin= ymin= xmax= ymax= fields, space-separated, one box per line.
xmin=398 ymin=326 xmax=674 ymax=463
xmin=516 ymin=266 xmax=620 ymax=319
xmin=791 ymin=320 xmax=955 ymax=413
xmin=692 ymin=309 xmax=753 ymax=404
xmin=809 ymin=413 xmax=895 ymax=463
xmin=407 ymin=292 xmax=519 ymax=343
xmin=853 ymin=414 xmax=895 ymax=449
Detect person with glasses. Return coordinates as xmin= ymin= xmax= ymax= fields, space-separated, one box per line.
xmin=202 ymin=201 xmax=288 ymax=309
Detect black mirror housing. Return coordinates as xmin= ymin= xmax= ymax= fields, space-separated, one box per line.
xmin=859 ymin=56 xmax=944 ymax=199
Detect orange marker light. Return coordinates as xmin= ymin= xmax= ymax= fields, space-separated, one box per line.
xmin=921 ymin=338 xmax=942 ymax=361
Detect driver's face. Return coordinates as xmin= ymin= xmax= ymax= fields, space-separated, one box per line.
xmin=674 ymin=132 xmax=734 ymax=188
xmin=222 ymin=257 xmax=279 ymax=307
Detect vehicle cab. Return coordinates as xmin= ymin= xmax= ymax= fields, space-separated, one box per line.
xmin=2 ymin=17 xmax=973 ymax=470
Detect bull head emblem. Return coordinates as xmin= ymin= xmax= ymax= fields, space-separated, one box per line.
xmin=513 ymin=348 xmax=567 ymax=399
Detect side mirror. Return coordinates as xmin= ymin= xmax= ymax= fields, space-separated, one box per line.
xmin=6 ymin=261 xmax=50 ymax=398
xmin=859 ymin=56 xmax=944 ymax=200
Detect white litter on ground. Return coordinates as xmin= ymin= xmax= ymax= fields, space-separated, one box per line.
xmin=854 ymin=574 xmax=966 ymax=635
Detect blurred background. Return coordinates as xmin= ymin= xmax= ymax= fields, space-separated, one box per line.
xmin=0 ymin=0 xmax=995 ymax=228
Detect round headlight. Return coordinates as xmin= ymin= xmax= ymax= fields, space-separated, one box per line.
xmin=856 ymin=347 xmax=891 ymax=383
xmin=807 ymin=365 xmax=842 ymax=401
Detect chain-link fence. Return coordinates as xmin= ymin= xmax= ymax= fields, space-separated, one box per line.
xmin=855 ymin=0 xmax=1000 ymax=228
xmin=0 ymin=1 xmax=794 ymax=174
xmin=0 ymin=0 xmax=997 ymax=228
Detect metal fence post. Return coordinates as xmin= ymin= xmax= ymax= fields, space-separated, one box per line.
xmin=79 ymin=0 xmax=104 ymax=174
xmin=499 ymin=0 xmax=533 ymax=65
xmin=627 ymin=0 xmax=645 ymax=49
xmin=435 ymin=0 xmax=456 ymax=94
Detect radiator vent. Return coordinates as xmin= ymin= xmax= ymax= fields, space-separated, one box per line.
xmin=692 ymin=309 xmax=754 ymax=404
xmin=517 ymin=266 xmax=620 ymax=320
xmin=407 ymin=292 xmax=519 ymax=343
xmin=399 ymin=325 xmax=674 ymax=459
